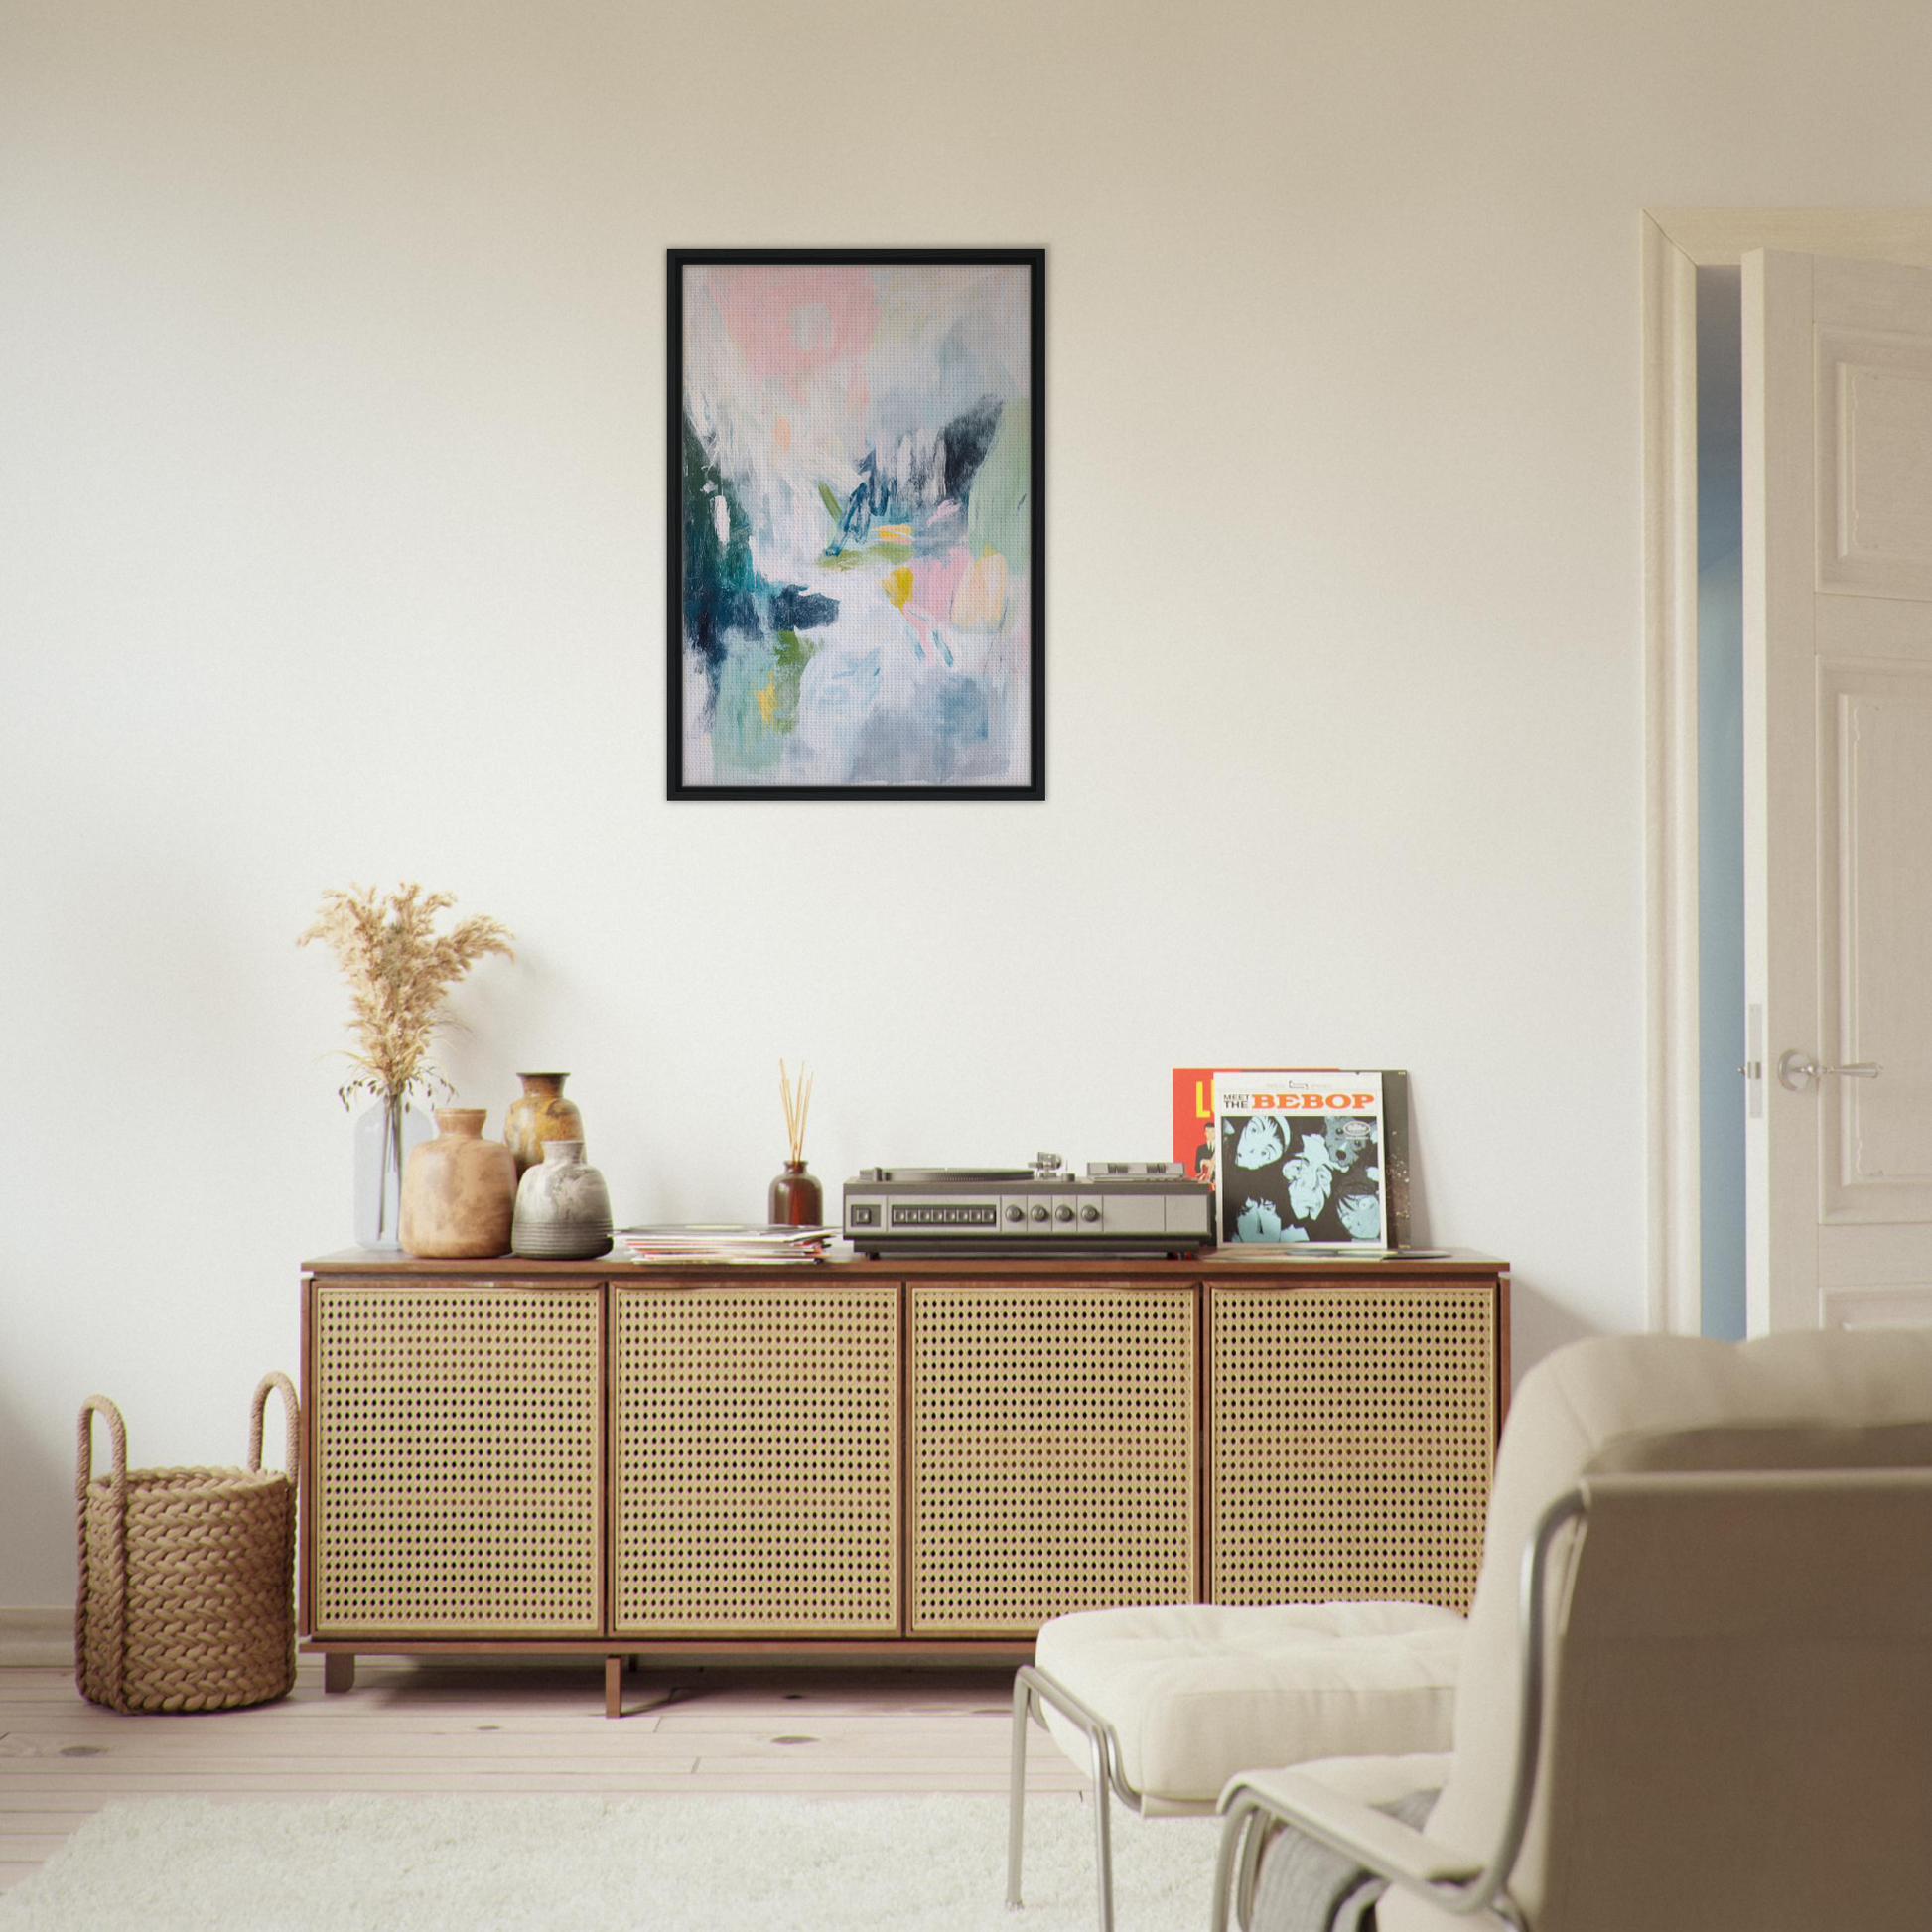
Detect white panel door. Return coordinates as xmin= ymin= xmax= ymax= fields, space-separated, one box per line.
xmin=1745 ymin=250 xmax=1932 ymax=1331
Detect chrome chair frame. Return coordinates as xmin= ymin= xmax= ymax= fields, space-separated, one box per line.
xmin=1007 ymin=1662 xmax=1173 ymax=1932
xmin=1208 ymin=1489 xmax=1587 ymax=1932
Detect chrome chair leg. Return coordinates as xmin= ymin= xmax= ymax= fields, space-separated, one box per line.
xmin=1236 ymin=1799 xmax=1270 ymax=1929
xmin=1211 ymin=1796 xmax=1263 ymax=1932
xmin=1089 ymin=1725 xmax=1115 ymax=1932
xmin=1006 ymin=1665 xmax=1136 ymax=1932
xmin=1007 ymin=1673 xmax=1031 ymax=1909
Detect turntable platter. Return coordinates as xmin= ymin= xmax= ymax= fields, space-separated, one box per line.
xmin=875 ymin=1166 xmax=1033 ymax=1182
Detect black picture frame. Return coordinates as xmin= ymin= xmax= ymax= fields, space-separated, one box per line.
xmin=667 ymin=247 xmax=1045 ymax=801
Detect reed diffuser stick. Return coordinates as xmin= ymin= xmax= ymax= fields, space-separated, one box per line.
xmin=771 ymin=1058 xmax=823 ymax=1227
xmin=779 ymin=1058 xmax=812 ymax=1164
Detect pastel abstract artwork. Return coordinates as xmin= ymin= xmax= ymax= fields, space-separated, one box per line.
xmin=668 ymin=251 xmax=1044 ymax=798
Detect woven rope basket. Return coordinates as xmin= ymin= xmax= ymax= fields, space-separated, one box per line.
xmin=75 ymin=1373 xmax=300 ymax=1714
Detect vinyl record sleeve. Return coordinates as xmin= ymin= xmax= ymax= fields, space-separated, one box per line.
xmin=1172 ymin=1067 xmax=1411 ymax=1248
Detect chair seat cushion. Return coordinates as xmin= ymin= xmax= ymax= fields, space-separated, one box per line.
xmin=1034 ymin=1602 xmax=1465 ymax=1811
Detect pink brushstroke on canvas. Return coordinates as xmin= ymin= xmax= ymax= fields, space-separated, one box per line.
xmin=707 ymin=266 xmax=880 ymax=398
xmin=907 ymin=545 xmax=970 ymax=624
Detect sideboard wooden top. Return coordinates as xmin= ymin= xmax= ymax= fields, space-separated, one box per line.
xmin=305 ymin=1247 xmax=1507 ymax=1281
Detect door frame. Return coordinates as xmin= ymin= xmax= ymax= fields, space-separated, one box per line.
xmin=1641 ymin=209 xmax=1932 ymax=1334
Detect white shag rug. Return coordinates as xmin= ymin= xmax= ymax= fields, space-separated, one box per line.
xmin=0 ymin=1793 xmax=1223 ymax=1931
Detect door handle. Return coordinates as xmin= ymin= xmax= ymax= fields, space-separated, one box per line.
xmin=1776 ymin=1050 xmax=1882 ymax=1091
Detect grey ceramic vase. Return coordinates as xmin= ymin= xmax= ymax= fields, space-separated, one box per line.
xmin=511 ymin=1140 xmax=613 ymax=1260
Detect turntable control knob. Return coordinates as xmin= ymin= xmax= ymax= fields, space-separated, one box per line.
xmin=1030 ymin=1205 xmax=1050 ymax=1223
xmin=1080 ymin=1205 xmax=1101 ymax=1223
xmin=1005 ymin=1204 xmax=1025 ymax=1223
xmin=1055 ymin=1204 xmax=1075 ymax=1223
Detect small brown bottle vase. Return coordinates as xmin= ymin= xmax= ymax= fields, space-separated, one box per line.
xmin=767 ymin=1160 xmax=824 ymax=1227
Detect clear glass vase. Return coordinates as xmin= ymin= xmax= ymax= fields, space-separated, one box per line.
xmin=352 ymin=1094 xmax=432 ymax=1249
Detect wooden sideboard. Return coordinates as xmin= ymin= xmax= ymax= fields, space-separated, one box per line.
xmin=299 ymin=1250 xmax=1509 ymax=1714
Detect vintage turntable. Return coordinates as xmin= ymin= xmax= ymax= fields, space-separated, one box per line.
xmin=843 ymin=1153 xmax=1212 ymax=1257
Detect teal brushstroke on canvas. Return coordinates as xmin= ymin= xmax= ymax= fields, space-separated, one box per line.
xmin=682 ymin=418 xmax=840 ymax=714
xmin=711 ymin=638 xmax=784 ymax=779
xmin=681 ymin=415 xmax=759 ymax=690
xmin=710 ymin=628 xmax=825 ymax=778
xmin=816 ymin=539 xmax=914 ymax=572
xmin=767 ymin=629 xmax=818 ymax=735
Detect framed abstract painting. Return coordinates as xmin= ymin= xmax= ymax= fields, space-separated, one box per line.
xmin=668 ymin=248 xmax=1044 ymax=799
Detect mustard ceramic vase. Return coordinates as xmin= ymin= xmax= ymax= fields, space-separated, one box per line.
xmin=503 ymin=1072 xmax=586 ymax=1178
xmin=400 ymin=1109 xmax=515 ymax=1258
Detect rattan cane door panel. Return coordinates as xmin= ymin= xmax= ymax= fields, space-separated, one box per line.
xmin=908 ymin=1283 xmax=1197 ymax=1635
xmin=612 ymin=1283 xmax=899 ymax=1635
xmin=312 ymin=1284 xmax=602 ymax=1636
xmin=1209 ymin=1284 xmax=1494 ymax=1612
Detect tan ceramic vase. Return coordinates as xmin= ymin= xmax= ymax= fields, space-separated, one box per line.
xmin=400 ymin=1109 xmax=515 ymax=1258
xmin=503 ymin=1072 xmax=586 ymax=1178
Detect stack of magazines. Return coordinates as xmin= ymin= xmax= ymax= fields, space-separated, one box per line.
xmin=613 ymin=1224 xmax=838 ymax=1265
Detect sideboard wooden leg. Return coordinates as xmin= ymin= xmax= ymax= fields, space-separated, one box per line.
xmin=605 ymin=1654 xmax=622 ymax=1719
xmin=323 ymin=1652 xmax=355 ymax=1695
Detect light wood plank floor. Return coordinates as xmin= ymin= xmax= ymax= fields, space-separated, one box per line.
xmin=0 ymin=1657 xmax=1084 ymax=1892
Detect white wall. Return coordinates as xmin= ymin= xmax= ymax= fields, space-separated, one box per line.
xmin=4 ymin=0 xmax=1928 ymax=1604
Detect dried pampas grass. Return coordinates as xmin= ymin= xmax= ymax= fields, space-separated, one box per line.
xmin=298 ymin=883 xmax=515 ymax=1107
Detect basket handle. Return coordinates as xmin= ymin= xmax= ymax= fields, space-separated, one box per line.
xmin=74 ymin=1395 xmax=131 ymax=1707
xmin=76 ymin=1395 xmax=127 ymax=1504
xmin=248 ymin=1371 xmax=301 ymax=1481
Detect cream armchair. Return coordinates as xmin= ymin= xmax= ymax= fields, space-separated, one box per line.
xmin=1008 ymin=1600 xmax=1465 ymax=1929
xmin=1212 ymin=1328 xmax=1932 ymax=1932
